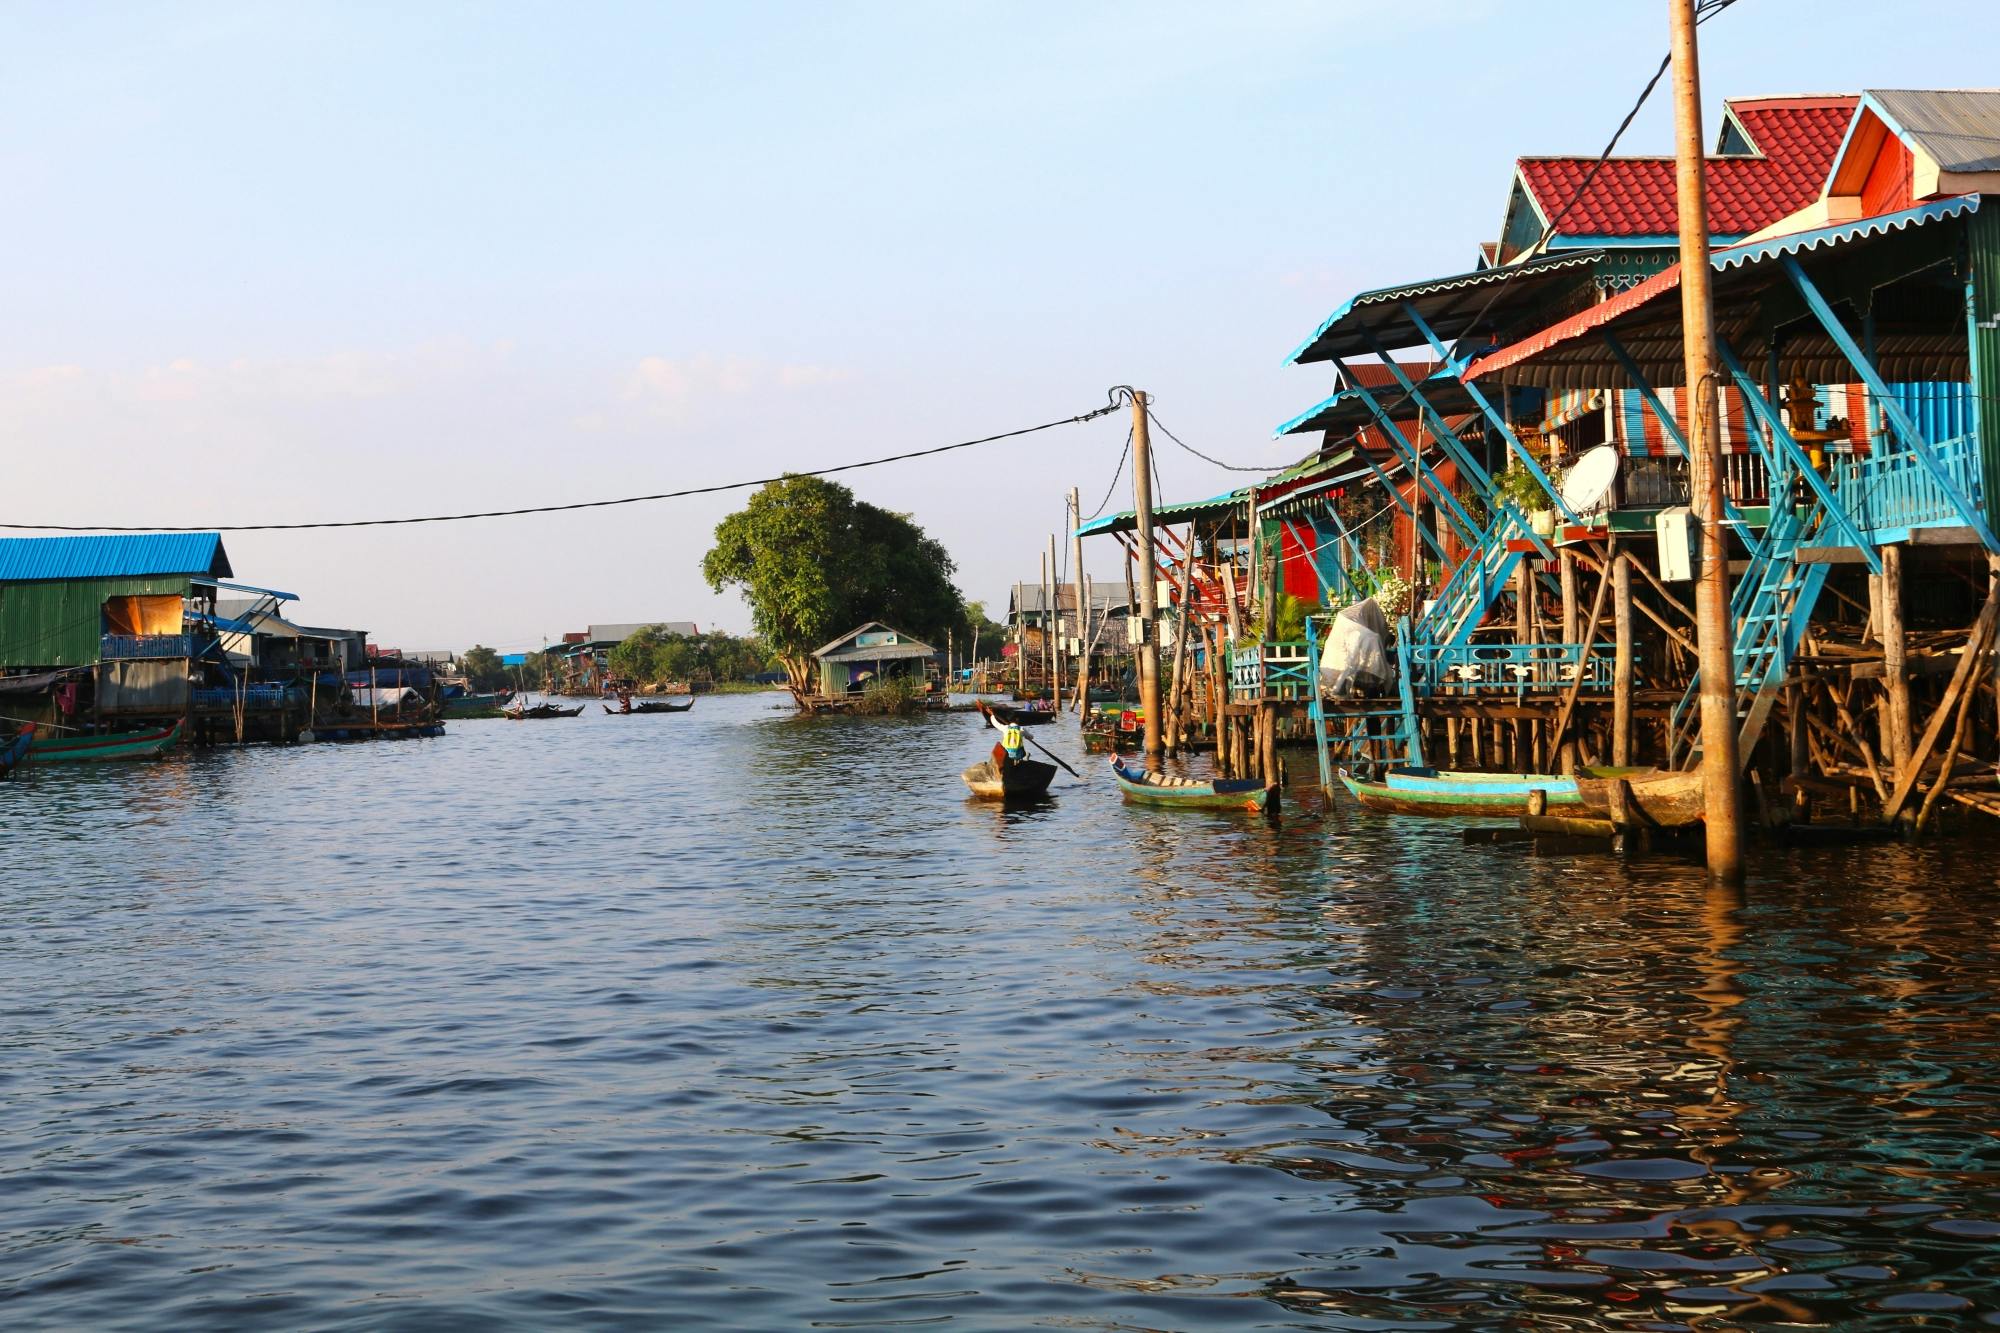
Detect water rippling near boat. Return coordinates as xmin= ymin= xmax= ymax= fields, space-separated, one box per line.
xmin=3 ymin=693 xmax=1999 ymax=1328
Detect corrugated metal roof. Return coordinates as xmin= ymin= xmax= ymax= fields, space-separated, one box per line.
xmin=0 ymin=533 xmax=231 ymax=582
xmin=1868 ymin=89 xmax=2000 ymax=174
xmin=1464 ymin=195 xmax=1980 ymax=390
xmin=1075 ymin=488 xmax=1250 ymax=538
xmin=1286 ymin=250 xmax=1604 ymax=365
xmin=811 ymin=622 xmax=936 ymax=660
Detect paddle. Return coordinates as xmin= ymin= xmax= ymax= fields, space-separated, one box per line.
xmin=1016 ymin=726 xmax=1082 ymax=779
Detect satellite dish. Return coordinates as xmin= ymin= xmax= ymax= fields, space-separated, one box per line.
xmin=1561 ymin=444 xmax=1621 ymax=516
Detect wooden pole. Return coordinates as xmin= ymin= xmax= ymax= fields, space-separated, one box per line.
xmin=1547 ymin=548 xmax=1615 ymax=771
xmin=1884 ymin=575 xmax=2000 ymax=823
xmin=1879 ymin=542 xmax=1912 ymax=775
xmin=1131 ymin=391 xmax=1165 ymax=766
xmin=1559 ymin=549 xmax=1580 ymax=770
xmin=1039 ymin=550 xmax=1051 ymax=697
xmin=1669 ymin=0 xmax=1743 ymax=880
xmin=1165 ymin=540 xmax=1196 ymax=754
xmin=1049 ymin=532 xmax=1064 ymax=716
xmin=1070 ymin=487 xmax=1087 ymax=715
xmin=1613 ymin=547 xmax=1634 ymax=766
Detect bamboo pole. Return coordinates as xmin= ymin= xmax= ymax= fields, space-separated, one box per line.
xmin=1879 ymin=543 xmax=1912 ymax=775
xmin=1547 ymin=549 xmax=1616 ymax=771
xmin=1049 ymin=532 xmax=1063 ymax=716
xmin=1670 ymin=0 xmax=1743 ymax=879
xmin=1070 ymin=487 xmax=1087 ymax=715
xmin=1165 ymin=540 xmax=1196 ymax=754
xmin=1130 ymin=395 xmax=1165 ymax=766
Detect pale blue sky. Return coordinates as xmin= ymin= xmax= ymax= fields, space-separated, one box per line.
xmin=4 ymin=1 xmax=1993 ymax=648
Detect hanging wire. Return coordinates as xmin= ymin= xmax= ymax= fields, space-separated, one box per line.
xmin=2 ymin=396 xmax=1127 ymax=533
xmin=1084 ymin=425 xmax=1133 ymax=520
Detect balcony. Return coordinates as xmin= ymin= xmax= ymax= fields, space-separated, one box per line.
xmin=1408 ymin=641 xmax=1616 ymax=695
xmin=1227 ymin=640 xmax=1313 ymax=703
xmin=1832 ymin=432 xmax=1983 ymax=538
xmin=101 ymin=633 xmax=194 ymax=660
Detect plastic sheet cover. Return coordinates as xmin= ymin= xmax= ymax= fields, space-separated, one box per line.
xmin=1319 ymin=597 xmax=1392 ymax=696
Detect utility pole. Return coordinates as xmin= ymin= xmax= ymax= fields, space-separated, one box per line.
xmin=1131 ymin=390 xmax=1165 ymax=765
xmin=1069 ymin=487 xmax=1087 ymax=714
xmin=1670 ymin=0 xmax=1744 ymax=881
xmin=1040 ymin=549 xmax=1052 ymax=698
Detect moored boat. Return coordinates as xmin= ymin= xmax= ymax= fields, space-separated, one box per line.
xmin=24 ymin=720 xmax=181 ymax=764
xmin=1342 ymin=767 xmax=1586 ymax=817
xmin=1 ymin=723 xmax=35 ymax=778
xmin=602 ymin=699 xmax=694 ymax=715
xmin=977 ymin=700 xmax=1057 ymax=727
xmin=442 ymin=689 xmax=514 ymax=717
xmin=960 ymin=755 xmax=1057 ymax=801
xmin=1576 ymin=769 xmax=1707 ymax=827
xmin=1110 ymin=758 xmax=1272 ymax=811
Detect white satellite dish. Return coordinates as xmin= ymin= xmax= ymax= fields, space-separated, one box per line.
xmin=1560 ymin=444 xmax=1621 ymax=517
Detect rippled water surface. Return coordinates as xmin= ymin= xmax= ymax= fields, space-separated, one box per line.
xmin=5 ymin=692 xmax=2000 ymax=1329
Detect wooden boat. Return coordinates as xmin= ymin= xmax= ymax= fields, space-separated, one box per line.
xmin=1342 ymin=767 xmax=1587 ymax=817
xmin=1 ymin=723 xmax=35 ymax=778
xmin=601 ymin=699 xmax=694 ymax=715
xmin=25 ymin=719 xmax=181 ymax=764
xmin=1576 ymin=769 xmax=1707 ymax=828
xmin=1110 ymin=758 xmax=1272 ymax=812
xmin=508 ymin=703 xmax=583 ymax=719
xmin=960 ymin=755 xmax=1057 ymax=801
xmin=977 ymin=700 xmax=1057 ymax=727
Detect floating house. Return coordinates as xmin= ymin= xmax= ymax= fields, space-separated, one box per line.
xmin=810 ymin=622 xmax=937 ymax=696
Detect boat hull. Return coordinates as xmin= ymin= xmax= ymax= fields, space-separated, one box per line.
xmin=1576 ymin=769 xmax=1707 ymax=827
xmin=25 ymin=720 xmax=181 ymax=763
xmin=1346 ymin=767 xmax=1585 ymax=816
xmin=1110 ymin=759 xmax=1271 ymax=811
xmin=979 ymin=701 xmax=1056 ymax=726
xmin=961 ymin=757 xmax=1056 ymax=800
xmin=1 ymin=723 xmax=35 ymax=777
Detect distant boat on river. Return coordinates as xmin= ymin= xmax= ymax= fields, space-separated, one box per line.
xmin=24 ymin=720 xmax=182 ymax=764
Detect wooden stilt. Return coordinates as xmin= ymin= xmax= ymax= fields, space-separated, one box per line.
xmin=1613 ymin=548 xmax=1633 ymax=767
xmin=1883 ymin=573 xmax=2000 ymax=823
xmin=1880 ymin=543 xmax=1912 ymax=776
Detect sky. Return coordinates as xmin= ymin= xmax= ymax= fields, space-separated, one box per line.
xmin=4 ymin=0 xmax=1995 ymax=650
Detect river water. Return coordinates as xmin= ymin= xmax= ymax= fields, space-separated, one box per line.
xmin=3 ymin=692 xmax=1998 ymax=1329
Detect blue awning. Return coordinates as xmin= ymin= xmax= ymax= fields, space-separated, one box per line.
xmin=1713 ymin=193 xmax=1980 ymax=269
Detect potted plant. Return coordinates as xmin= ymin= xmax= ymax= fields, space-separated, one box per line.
xmin=1494 ymin=464 xmax=1556 ymax=535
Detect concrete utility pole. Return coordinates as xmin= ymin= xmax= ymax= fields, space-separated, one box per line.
xmin=1069 ymin=487 xmax=1087 ymax=714
xmin=1669 ymin=0 xmax=1744 ymax=881
xmin=1130 ymin=390 xmax=1165 ymax=765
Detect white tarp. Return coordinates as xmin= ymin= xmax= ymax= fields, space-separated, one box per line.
xmin=1319 ymin=597 xmax=1393 ymax=696
xmin=350 ymin=686 xmax=420 ymax=709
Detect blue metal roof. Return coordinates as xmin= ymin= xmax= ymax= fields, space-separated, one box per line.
xmin=1286 ymin=249 xmax=1604 ymax=365
xmin=0 ymin=533 xmax=232 ymax=582
xmin=1713 ymin=193 xmax=1980 ymax=270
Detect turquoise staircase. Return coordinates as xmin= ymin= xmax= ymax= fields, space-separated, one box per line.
xmin=1668 ymin=500 xmax=1830 ymax=767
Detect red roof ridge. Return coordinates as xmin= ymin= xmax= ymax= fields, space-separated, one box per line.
xmin=1727 ymin=93 xmax=1859 ymax=109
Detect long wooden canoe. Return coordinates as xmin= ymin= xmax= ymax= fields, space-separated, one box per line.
xmin=1 ymin=723 xmax=35 ymax=778
xmin=961 ymin=756 xmax=1057 ymax=801
xmin=1111 ymin=758 xmax=1272 ymax=811
xmin=25 ymin=719 xmax=181 ymax=764
xmin=1342 ymin=766 xmax=1655 ymax=817
xmin=1576 ymin=769 xmax=1707 ymax=827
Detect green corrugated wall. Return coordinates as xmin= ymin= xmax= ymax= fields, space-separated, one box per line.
xmin=1971 ymin=205 xmax=2000 ymax=526
xmin=0 ymin=577 xmax=190 ymax=668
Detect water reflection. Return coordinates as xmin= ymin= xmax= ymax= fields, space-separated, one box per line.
xmin=2 ymin=697 xmax=1997 ymax=1328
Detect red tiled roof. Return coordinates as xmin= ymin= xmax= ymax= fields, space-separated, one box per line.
xmin=1517 ymin=96 xmax=1856 ymax=237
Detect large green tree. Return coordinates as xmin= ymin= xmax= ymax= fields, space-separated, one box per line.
xmin=702 ymin=474 xmax=965 ymax=692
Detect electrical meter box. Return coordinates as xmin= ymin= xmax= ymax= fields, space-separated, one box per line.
xmin=1655 ymin=506 xmax=1696 ymax=582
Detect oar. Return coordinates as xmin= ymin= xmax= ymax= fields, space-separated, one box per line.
xmin=1017 ymin=727 xmax=1081 ymax=779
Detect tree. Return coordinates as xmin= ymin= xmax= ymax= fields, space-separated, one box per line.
xmin=460 ymin=645 xmax=510 ymax=690
xmin=703 ymin=474 xmax=965 ymax=692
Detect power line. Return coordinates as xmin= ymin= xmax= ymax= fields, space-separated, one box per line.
xmin=1146 ymin=407 xmax=1275 ymax=474
xmin=1085 ymin=425 xmax=1133 ymax=520
xmin=1 ymin=398 xmax=1125 ymax=534
xmin=1329 ymin=0 xmax=1744 ymax=452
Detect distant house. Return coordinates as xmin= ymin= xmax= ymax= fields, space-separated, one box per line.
xmin=811 ymin=622 xmax=937 ymax=696
xmin=540 ymin=621 xmax=699 ymax=695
